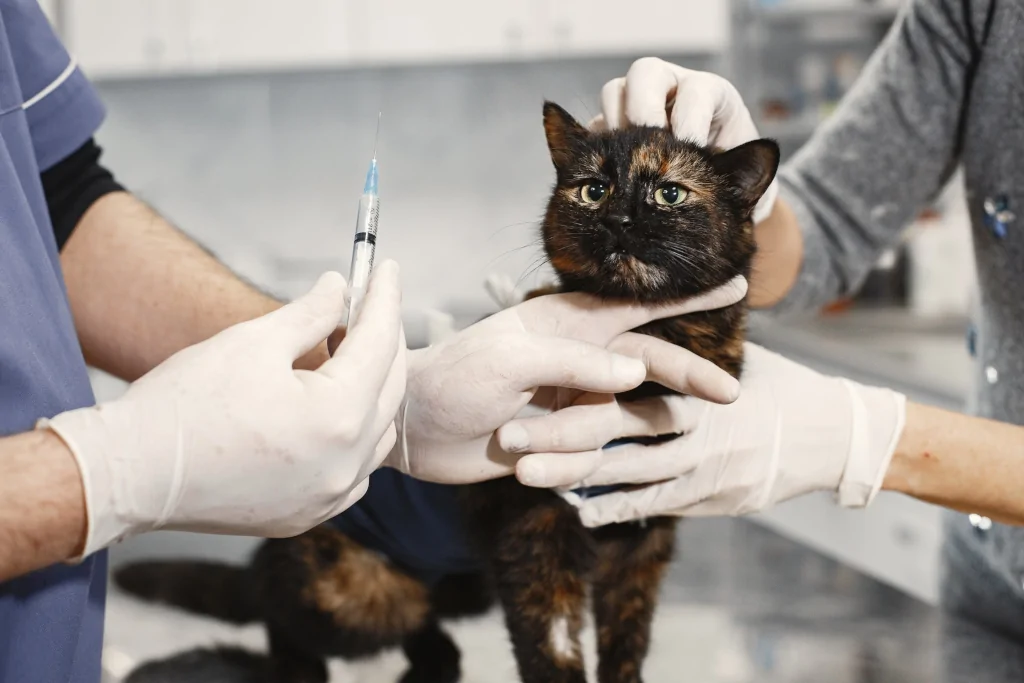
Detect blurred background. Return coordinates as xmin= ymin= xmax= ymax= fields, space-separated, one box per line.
xmin=37 ymin=0 xmax=981 ymax=679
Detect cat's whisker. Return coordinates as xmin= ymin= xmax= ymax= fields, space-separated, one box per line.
xmin=515 ymin=257 xmax=554 ymax=288
xmin=485 ymin=242 xmax=546 ymax=270
xmin=487 ymin=220 xmax=541 ymax=241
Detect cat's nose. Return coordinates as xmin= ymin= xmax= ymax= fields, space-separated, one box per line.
xmin=602 ymin=214 xmax=633 ymax=233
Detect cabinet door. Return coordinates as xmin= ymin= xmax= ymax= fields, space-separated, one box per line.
xmin=347 ymin=0 xmax=548 ymax=65
xmin=65 ymin=0 xmax=192 ymax=77
xmin=549 ymin=0 xmax=728 ymax=56
xmin=186 ymin=0 xmax=350 ymax=71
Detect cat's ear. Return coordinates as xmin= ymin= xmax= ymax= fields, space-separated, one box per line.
xmin=543 ymin=101 xmax=588 ymax=170
xmin=711 ymin=139 xmax=781 ymax=214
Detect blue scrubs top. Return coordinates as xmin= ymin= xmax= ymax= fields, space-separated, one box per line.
xmin=0 ymin=2 xmax=107 ymax=682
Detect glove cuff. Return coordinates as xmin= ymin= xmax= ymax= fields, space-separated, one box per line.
xmin=38 ymin=403 xmax=162 ymax=559
xmin=837 ymin=381 xmax=907 ymax=508
xmin=751 ymin=180 xmax=779 ymax=225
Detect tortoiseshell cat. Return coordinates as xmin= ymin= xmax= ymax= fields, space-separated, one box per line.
xmin=115 ymin=102 xmax=778 ymax=683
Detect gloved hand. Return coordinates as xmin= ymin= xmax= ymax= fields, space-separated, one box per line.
xmin=594 ymin=57 xmax=778 ymax=224
xmin=40 ymin=263 xmax=405 ymax=558
xmin=553 ymin=343 xmax=906 ymax=527
xmin=385 ymin=277 xmax=748 ymax=485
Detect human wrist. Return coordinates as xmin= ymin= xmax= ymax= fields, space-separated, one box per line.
xmin=882 ymin=401 xmax=939 ymax=499
xmin=749 ymin=197 xmax=803 ymax=309
xmin=38 ymin=429 xmax=89 ymax=560
xmin=0 ymin=429 xmax=89 ymax=579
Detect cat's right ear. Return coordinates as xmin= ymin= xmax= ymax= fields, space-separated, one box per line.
xmin=543 ymin=102 xmax=588 ymax=170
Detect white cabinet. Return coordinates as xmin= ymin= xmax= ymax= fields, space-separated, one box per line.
xmin=64 ymin=0 xmax=729 ymax=80
xmin=548 ymin=0 xmax=729 ymax=57
xmin=186 ymin=0 xmax=350 ymax=72
xmin=65 ymin=0 xmax=350 ymax=77
xmin=347 ymin=0 xmax=547 ymax=65
xmin=64 ymin=0 xmax=192 ymax=77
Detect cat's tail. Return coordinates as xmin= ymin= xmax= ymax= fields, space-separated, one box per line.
xmin=113 ymin=560 xmax=259 ymax=624
xmin=124 ymin=647 xmax=270 ymax=683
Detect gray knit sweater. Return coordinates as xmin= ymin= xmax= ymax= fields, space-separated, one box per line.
xmin=773 ymin=0 xmax=1024 ymax=631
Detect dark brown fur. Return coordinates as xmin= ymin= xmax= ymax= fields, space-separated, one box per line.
xmin=114 ymin=102 xmax=778 ymax=683
xmin=458 ymin=103 xmax=778 ymax=683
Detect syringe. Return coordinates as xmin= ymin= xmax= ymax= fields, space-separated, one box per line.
xmin=343 ymin=113 xmax=381 ymax=328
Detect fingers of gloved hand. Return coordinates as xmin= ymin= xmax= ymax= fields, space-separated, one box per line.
xmin=257 ymin=271 xmax=348 ymax=360
xmin=668 ymin=70 xmax=750 ymax=146
xmin=321 ymin=260 xmax=402 ymax=396
xmin=621 ymin=58 xmax=682 ymax=130
xmin=589 ymin=275 xmax=747 ymax=336
xmin=518 ymin=276 xmax=747 ymax=344
xmin=576 ymin=434 xmax=704 ymax=488
xmin=609 ymin=333 xmax=740 ymax=404
xmin=515 ymin=449 xmax=604 ymax=489
xmin=511 ymin=395 xmax=698 ymax=491
xmin=672 ymin=72 xmax=756 ymax=150
xmin=574 ymin=480 xmax=686 ymax=527
xmin=497 ymin=393 xmax=622 ymax=454
xmin=509 ymin=337 xmax=646 ymax=394
xmin=600 ymin=76 xmax=629 ymax=129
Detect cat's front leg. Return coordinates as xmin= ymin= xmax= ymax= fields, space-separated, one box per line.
xmin=466 ymin=480 xmax=594 ymax=683
xmin=591 ymin=518 xmax=677 ymax=683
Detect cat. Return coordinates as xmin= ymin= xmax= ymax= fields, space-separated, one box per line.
xmin=114 ymin=101 xmax=779 ymax=683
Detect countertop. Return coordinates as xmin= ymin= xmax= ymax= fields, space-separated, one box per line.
xmin=104 ymin=518 xmax=1024 ymax=683
xmin=748 ymin=307 xmax=973 ymax=410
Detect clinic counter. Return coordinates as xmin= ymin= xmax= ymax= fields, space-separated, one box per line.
xmin=748 ymin=307 xmax=972 ymax=410
xmin=662 ymin=518 xmax=1024 ymax=682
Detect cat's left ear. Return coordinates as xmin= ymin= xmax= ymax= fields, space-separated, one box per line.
xmin=711 ymin=139 xmax=781 ymax=215
xmin=543 ymin=101 xmax=589 ymax=170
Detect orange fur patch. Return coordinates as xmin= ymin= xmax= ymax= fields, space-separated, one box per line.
xmin=299 ymin=529 xmax=430 ymax=637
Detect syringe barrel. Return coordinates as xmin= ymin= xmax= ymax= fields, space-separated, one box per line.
xmin=344 ymin=193 xmax=380 ymax=327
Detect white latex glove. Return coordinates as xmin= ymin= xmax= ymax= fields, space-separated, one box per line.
xmin=562 ymin=343 xmax=906 ymax=528
xmin=595 ymin=57 xmax=778 ymax=224
xmin=40 ymin=263 xmax=405 ymax=558
xmin=385 ymin=277 xmax=749 ymax=485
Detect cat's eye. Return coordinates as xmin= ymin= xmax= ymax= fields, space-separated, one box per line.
xmin=580 ymin=182 xmax=609 ymax=204
xmin=654 ymin=183 xmax=689 ymax=206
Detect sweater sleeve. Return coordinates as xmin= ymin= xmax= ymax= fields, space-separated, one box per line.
xmin=771 ymin=0 xmax=993 ymax=315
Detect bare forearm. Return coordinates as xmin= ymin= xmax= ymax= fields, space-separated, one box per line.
xmin=749 ymin=197 xmax=803 ymax=309
xmin=884 ymin=403 xmax=1024 ymax=525
xmin=61 ymin=192 xmax=329 ymax=380
xmin=0 ymin=430 xmax=86 ymax=581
